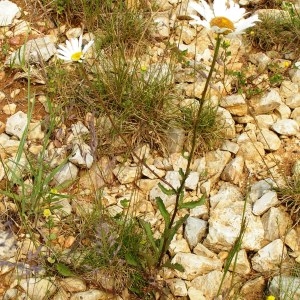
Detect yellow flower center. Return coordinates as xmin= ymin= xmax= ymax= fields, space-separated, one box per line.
xmin=210 ymin=16 xmax=235 ymax=33
xmin=71 ymin=51 xmax=83 ymax=61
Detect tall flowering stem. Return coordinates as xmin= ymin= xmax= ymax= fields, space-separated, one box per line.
xmin=157 ymin=34 xmax=223 ymax=267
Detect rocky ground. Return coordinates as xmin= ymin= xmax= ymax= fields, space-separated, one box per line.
xmin=0 ymin=0 xmax=300 ymax=299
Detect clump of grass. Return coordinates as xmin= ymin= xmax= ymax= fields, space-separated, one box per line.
xmin=70 ymin=204 xmax=157 ymax=298
xmin=249 ymin=2 xmax=300 ymax=54
xmin=275 ymin=174 xmax=300 ymax=223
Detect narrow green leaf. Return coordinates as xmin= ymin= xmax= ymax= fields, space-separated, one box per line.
xmin=156 ymin=197 xmax=170 ymax=228
xmin=162 ymin=261 xmax=185 ymax=272
xmin=56 ymin=263 xmax=74 ymax=277
xmin=178 ymin=167 xmax=185 ymax=179
xmin=179 ymin=195 xmax=206 ymax=209
xmin=125 ymin=252 xmax=139 ymax=267
xmin=158 ymin=182 xmax=175 ymax=196
xmin=139 ymin=219 xmax=158 ymax=254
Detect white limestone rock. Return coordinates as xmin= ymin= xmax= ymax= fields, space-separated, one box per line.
xmin=167 ymin=278 xmax=188 ymax=297
xmin=271 ymin=119 xmax=299 ymax=136
xmin=70 ymin=289 xmax=112 ymax=300
xmin=209 ymin=182 xmax=243 ymax=209
xmin=248 ymin=52 xmax=271 ymax=72
xmin=286 ymin=93 xmax=300 ymax=109
xmin=176 ymin=25 xmax=196 ymax=45
xmin=204 ymin=200 xmax=264 ymax=251
xmin=149 ymin=181 xmax=176 ymax=207
xmin=269 ymin=275 xmax=300 ymax=300
xmin=220 ymin=140 xmax=239 ymax=154
xmin=251 ymin=239 xmax=287 ymax=272
xmin=113 ymin=165 xmax=141 ymax=184
xmin=274 ymin=101 xmax=291 ymax=119
xmin=248 ymin=178 xmax=275 ymax=203
xmin=252 ymin=190 xmax=280 ymax=216
xmin=240 ymin=276 xmax=266 ymax=299
xmin=5 ymin=111 xmax=27 ymax=139
xmin=280 ymin=80 xmax=298 ymax=98
xmin=52 ymin=198 xmax=72 ymax=217
xmin=249 ymin=89 xmax=281 ymax=115
xmin=191 ymin=270 xmax=231 ymax=300
xmin=71 ymin=121 xmax=89 ymax=137
xmin=0 ymin=230 xmax=17 ymax=260
xmin=5 ymin=155 xmax=28 ymax=182
xmin=171 ymin=252 xmax=222 ymax=280
xmin=184 ymin=217 xmax=207 ymax=249
xmin=18 ymin=277 xmax=57 ymax=300
xmin=132 ymin=143 xmax=151 ymax=163
xmin=0 ymin=0 xmax=20 ymax=26
xmin=69 ymin=143 xmax=94 ymax=169
xmin=193 ymin=243 xmax=218 ymax=258
xmin=166 ymin=127 xmax=185 ymax=154
xmin=169 ymin=238 xmax=191 ymax=256
xmin=255 ymin=114 xmax=277 ymax=129
xmin=151 ymin=13 xmax=170 ymax=39
xmin=220 ymin=155 xmax=244 ymax=185
xmin=28 ymin=122 xmax=45 ymax=141
xmin=237 ymin=141 xmax=265 ymax=161
xmin=261 ymin=207 xmax=292 ymax=241
xmin=291 ymin=107 xmax=300 ymax=126
xmin=60 ymin=277 xmax=86 ymax=292
xmin=285 ymin=229 xmax=299 ymax=251
xmin=54 ymin=162 xmax=79 ymax=185
xmin=216 ymin=107 xmax=236 ymax=139
xmin=66 ymin=27 xmax=82 ymax=39
xmin=142 ymin=164 xmax=165 ymax=179
xmin=6 ymin=35 xmax=57 ymax=65
xmin=256 ymin=128 xmax=281 ymax=151
xmin=229 ymin=249 xmax=251 ymax=274
xmin=220 ymin=94 xmax=247 ymax=116
xmin=205 ymin=149 xmax=231 ymax=184
xmin=188 ymin=287 xmax=206 ymax=300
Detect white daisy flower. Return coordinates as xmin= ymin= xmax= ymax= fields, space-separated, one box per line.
xmin=57 ymin=35 xmax=94 ymax=63
xmin=189 ymin=0 xmax=260 ymax=36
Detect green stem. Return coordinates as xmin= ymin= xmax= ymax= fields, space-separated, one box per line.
xmin=156 ymin=34 xmax=222 ymax=267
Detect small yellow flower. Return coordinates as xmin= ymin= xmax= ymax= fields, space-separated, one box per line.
xmin=266 ymin=296 xmax=275 ymax=300
xmin=250 ymin=31 xmax=255 ymax=35
xmin=43 ymin=209 xmax=52 ymax=218
xmin=47 ymin=256 xmax=56 ymax=264
xmin=140 ymin=65 xmax=148 ymax=72
xmin=284 ymin=61 xmax=291 ymax=68
xmin=50 ymin=188 xmax=58 ymax=194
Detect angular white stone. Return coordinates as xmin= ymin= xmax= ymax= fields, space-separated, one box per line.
xmin=0 ymin=230 xmax=17 ymax=260
xmin=184 ymin=217 xmax=207 ymax=249
xmin=216 ymin=107 xmax=236 ymax=139
xmin=188 ymin=287 xmax=206 ymax=300
xmin=71 ymin=121 xmax=89 ymax=137
xmin=142 ymin=164 xmax=165 ymax=179
xmin=54 ymin=162 xmax=79 ymax=185
xmin=60 ymin=277 xmax=86 ymax=292
xmin=171 ymin=252 xmax=222 ymax=280
xmin=269 ymin=275 xmax=300 ymax=300
xmin=261 ymin=207 xmax=292 ymax=241
xmin=0 ymin=0 xmax=20 ymax=26
xmin=248 ymin=178 xmax=275 ymax=203
xmin=238 ymin=141 xmax=265 ymax=161
xmin=221 ymin=155 xmax=244 ymax=185
xmin=28 ymin=122 xmax=45 ymax=141
xmin=249 ymin=89 xmax=281 ymax=115
xmin=220 ymin=94 xmax=247 ymax=116
xmin=204 ymin=201 xmax=264 ymax=251
xmin=18 ymin=277 xmax=57 ymax=300
xmin=191 ymin=270 xmax=231 ymax=299
xmin=280 ymin=80 xmax=298 ymax=98
xmin=167 ymin=278 xmax=188 ymax=297
xmin=113 ymin=165 xmax=141 ymax=184
xmin=169 ymin=238 xmax=191 ymax=256
xmin=256 ymin=128 xmax=281 ymax=151
xmin=5 ymin=111 xmax=27 ymax=139
xmin=6 ymin=35 xmax=57 ymax=65
xmin=209 ymin=182 xmax=243 ymax=209
xmin=286 ymin=93 xmax=300 ymax=109
xmin=229 ymin=249 xmax=251 ymax=274
xmin=272 ymin=119 xmax=299 ymax=136
xmin=251 ymin=239 xmax=287 ymax=272
xmin=70 ymin=289 xmax=112 ymax=300
xmin=252 ymin=190 xmax=280 ymax=216
xmin=69 ymin=143 xmax=93 ymax=169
